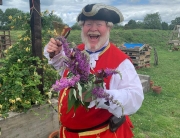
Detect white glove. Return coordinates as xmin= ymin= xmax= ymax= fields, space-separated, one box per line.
xmin=88 ymin=89 xmax=124 ymax=118
xmin=88 ymin=98 xmax=109 ymax=110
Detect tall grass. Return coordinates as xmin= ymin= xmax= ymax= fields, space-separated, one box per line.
xmin=10 ymin=29 xmax=180 ymax=138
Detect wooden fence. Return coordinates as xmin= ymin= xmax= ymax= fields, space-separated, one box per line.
xmin=0 ymin=30 xmax=11 ymax=58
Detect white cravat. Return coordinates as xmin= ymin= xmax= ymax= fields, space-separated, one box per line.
xmin=85 ymin=41 xmax=109 ymax=69
xmin=89 ymin=53 xmax=99 ymax=69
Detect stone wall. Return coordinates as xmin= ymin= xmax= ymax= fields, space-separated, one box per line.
xmin=138 ymin=74 xmax=150 ymax=92
xmin=0 ymin=99 xmax=59 ymax=138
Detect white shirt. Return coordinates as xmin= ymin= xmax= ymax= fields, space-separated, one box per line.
xmin=44 ymin=45 xmax=144 ymax=118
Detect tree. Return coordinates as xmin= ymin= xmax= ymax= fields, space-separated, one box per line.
xmin=4 ymin=8 xmax=23 ymax=24
xmin=161 ymin=22 xmax=169 ymax=30
xmin=10 ymin=12 xmax=30 ymax=30
xmin=171 ymin=17 xmax=180 ymax=25
xmin=113 ymin=24 xmax=124 ymax=29
xmin=41 ymin=10 xmax=63 ymax=30
xmin=2 ymin=8 xmax=23 ymax=29
xmin=168 ymin=24 xmax=174 ymax=30
xmin=71 ymin=22 xmax=81 ymax=30
xmin=125 ymin=19 xmax=137 ymax=29
xmin=136 ymin=21 xmax=144 ymax=29
xmin=143 ymin=12 xmax=162 ymax=29
xmin=169 ymin=17 xmax=180 ymax=30
xmin=0 ymin=9 xmax=3 ymax=27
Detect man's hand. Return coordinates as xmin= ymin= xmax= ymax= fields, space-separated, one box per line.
xmin=88 ymin=98 xmax=110 ymax=109
xmin=47 ymin=38 xmax=62 ymax=57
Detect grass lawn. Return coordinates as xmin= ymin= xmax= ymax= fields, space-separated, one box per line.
xmin=132 ymin=49 xmax=180 ymax=138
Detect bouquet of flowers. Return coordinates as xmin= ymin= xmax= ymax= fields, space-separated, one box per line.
xmin=51 ymin=37 xmax=122 ymax=112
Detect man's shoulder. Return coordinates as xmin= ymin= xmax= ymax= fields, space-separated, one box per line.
xmin=109 ymin=42 xmax=130 ymax=60
xmin=110 ymin=43 xmax=125 ymax=53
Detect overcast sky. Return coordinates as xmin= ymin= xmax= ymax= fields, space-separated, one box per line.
xmin=1 ymin=0 xmax=180 ymax=27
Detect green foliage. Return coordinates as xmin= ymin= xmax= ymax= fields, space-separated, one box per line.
xmin=1 ymin=9 xmax=63 ymax=31
xmin=0 ymin=31 xmax=44 ymax=118
xmin=144 ymin=12 xmax=162 ymax=29
xmin=169 ymin=17 xmax=180 ymax=30
xmin=136 ymin=21 xmax=145 ymax=29
xmin=113 ymin=24 xmax=124 ymax=29
xmin=41 ymin=10 xmax=63 ymax=30
xmin=0 ymin=9 xmax=3 ymax=28
xmin=67 ymin=30 xmax=81 ymax=45
xmin=108 ymin=29 xmax=170 ymax=48
xmin=3 ymin=8 xmax=24 ymax=29
xmin=124 ymin=19 xmax=137 ymax=29
xmin=0 ymin=11 xmax=57 ymax=118
xmin=161 ymin=21 xmax=169 ymax=30
xmin=0 ymin=9 xmax=3 ymax=14
xmin=9 ymin=12 xmax=30 ymax=30
xmin=71 ymin=22 xmax=81 ymax=30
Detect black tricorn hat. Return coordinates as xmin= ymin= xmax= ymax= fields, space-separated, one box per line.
xmin=77 ymin=3 xmax=124 ymax=24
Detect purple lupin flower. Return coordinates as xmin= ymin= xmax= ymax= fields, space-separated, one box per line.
xmin=67 ymin=48 xmax=90 ymax=82
xmin=92 ymin=87 xmax=112 ymax=100
xmin=75 ymin=49 xmax=90 ymax=81
xmin=60 ymin=37 xmax=71 ymax=58
xmin=97 ymin=68 xmax=118 ymax=78
xmin=58 ymin=37 xmax=90 ymax=82
xmin=92 ymin=87 xmax=105 ymax=98
xmin=52 ymin=75 xmax=80 ymax=92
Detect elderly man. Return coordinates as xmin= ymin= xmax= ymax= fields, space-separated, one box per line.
xmin=44 ymin=3 xmax=144 ymax=138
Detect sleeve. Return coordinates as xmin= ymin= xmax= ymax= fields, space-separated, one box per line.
xmin=90 ymin=59 xmax=144 ymax=118
xmin=43 ymin=45 xmax=66 ymax=75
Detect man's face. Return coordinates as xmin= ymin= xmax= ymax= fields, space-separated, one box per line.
xmin=81 ymin=20 xmax=110 ymax=51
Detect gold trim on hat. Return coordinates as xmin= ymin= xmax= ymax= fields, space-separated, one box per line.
xmin=82 ymin=3 xmax=124 ymax=22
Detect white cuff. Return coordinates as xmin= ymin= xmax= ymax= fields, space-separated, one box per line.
xmin=108 ymin=106 xmax=123 ymax=118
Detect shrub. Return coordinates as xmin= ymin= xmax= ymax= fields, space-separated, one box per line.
xmin=0 ymin=11 xmax=57 ymax=118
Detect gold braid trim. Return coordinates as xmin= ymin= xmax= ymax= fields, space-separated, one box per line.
xmin=99 ymin=43 xmax=110 ymax=56
xmin=63 ymin=127 xmax=66 ymax=138
xmin=58 ymin=88 xmax=68 ymax=122
xmin=78 ymin=125 xmax=109 ymax=136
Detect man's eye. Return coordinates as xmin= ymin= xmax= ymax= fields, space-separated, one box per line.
xmin=86 ymin=23 xmax=92 ymax=26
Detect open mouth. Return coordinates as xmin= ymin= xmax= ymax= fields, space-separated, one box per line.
xmin=89 ymin=34 xmax=100 ymax=39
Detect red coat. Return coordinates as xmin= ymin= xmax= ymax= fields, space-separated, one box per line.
xmin=58 ymin=43 xmax=134 ymax=138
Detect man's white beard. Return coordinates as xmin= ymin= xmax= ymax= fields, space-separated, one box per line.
xmin=81 ymin=30 xmax=109 ymax=52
